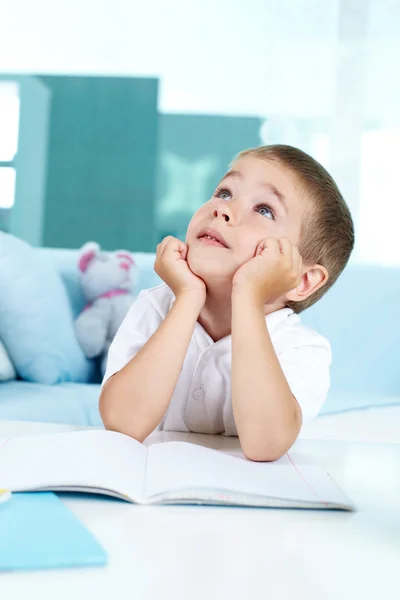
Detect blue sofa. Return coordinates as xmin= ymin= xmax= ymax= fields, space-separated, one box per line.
xmin=0 ymin=248 xmax=161 ymax=426
xmin=0 ymin=247 xmax=399 ymax=426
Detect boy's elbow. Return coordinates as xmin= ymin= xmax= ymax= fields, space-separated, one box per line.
xmin=241 ymin=403 xmax=303 ymax=462
xmin=99 ymin=382 xmax=148 ymax=444
xmin=240 ymin=431 xmax=297 ymax=462
xmin=99 ymin=387 xmax=146 ymax=443
xmin=99 ymin=392 xmax=120 ymax=433
xmin=99 ymin=383 xmax=115 ymax=428
xmin=242 ymin=443 xmax=284 ymax=462
xmin=101 ymin=408 xmax=146 ymax=444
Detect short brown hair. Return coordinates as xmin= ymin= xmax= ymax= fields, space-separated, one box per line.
xmin=236 ymin=144 xmax=355 ymax=313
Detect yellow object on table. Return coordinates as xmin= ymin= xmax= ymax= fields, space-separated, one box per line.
xmin=0 ymin=488 xmax=11 ymax=503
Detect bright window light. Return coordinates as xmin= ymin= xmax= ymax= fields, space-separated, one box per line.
xmin=357 ymin=128 xmax=400 ymax=266
xmin=0 ymin=167 xmax=16 ymax=208
xmin=310 ymin=133 xmax=330 ymax=170
xmin=0 ymin=82 xmax=20 ymax=162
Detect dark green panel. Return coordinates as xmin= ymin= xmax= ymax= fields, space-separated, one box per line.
xmin=41 ymin=76 xmax=158 ymax=252
xmin=155 ymin=114 xmax=262 ymax=242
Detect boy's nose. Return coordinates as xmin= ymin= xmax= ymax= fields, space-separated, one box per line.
xmin=213 ymin=204 xmax=232 ymax=223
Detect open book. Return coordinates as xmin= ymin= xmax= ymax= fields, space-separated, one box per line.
xmin=0 ymin=431 xmax=354 ymax=511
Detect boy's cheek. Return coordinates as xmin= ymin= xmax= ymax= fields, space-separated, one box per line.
xmin=186 ymin=208 xmax=206 ymax=238
xmin=234 ymin=246 xmax=259 ymax=269
xmin=241 ymin=236 xmax=264 ymax=260
xmin=185 ymin=221 xmax=198 ymax=243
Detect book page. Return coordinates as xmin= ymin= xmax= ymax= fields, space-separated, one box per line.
xmin=145 ymin=442 xmax=352 ymax=508
xmin=0 ymin=430 xmax=147 ymax=502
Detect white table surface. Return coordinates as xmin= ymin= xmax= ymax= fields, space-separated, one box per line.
xmin=1 ymin=421 xmax=400 ymax=600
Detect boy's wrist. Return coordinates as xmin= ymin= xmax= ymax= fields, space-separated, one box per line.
xmin=174 ymin=289 xmax=206 ymax=315
xmin=231 ymin=284 xmax=265 ymax=311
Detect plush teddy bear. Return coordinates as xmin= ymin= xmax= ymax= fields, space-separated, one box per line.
xmin=75 ymin=242 xmax=136 ymax=375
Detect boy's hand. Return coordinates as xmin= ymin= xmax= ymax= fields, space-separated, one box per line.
xmin=232 ymin=238 xmax=302 ymax=305
xmin=155 ymin=236 xmax=206 ymax=302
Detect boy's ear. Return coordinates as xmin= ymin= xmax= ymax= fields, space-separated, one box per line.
xmin=285 ymin=264 xmax=329 ymax=303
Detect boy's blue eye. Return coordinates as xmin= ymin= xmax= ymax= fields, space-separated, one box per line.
xmin=215 ymin=187 xmax=231 ymax=201
xmin=256 ymin=204 xmax=275 ymax=220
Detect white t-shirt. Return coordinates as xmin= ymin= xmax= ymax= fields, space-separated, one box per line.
xmin=103 ymin=284 xmax=331 ymax=435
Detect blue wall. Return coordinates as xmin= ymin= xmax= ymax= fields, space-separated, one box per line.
xmin=40 ymin=75 xmax=159 ymax=252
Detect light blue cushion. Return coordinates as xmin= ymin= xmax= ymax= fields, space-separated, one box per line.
xmin=0 ymin=381 xmax=102 ymax=426
xmin=302 ymin=263 xmax=400 ymax=413
xmin=0 ymin=234 xmax=94 ymax=384
xmin=133 ymin=252 xmax=161 ymax=291
xmin=0 ymin=340 xmax=16 ymax=381
xmin=319 ymin=392 xmax=400 ymax=415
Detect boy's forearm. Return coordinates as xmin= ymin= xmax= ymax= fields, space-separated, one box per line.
xmin=231 ymin=289 xmax=302 ymax=461
xmin=99 ymin=292 xmax=203 ymax=442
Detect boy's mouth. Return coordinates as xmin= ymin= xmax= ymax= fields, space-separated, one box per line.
xmin=197 ymin=228 xmax=229 ymax=249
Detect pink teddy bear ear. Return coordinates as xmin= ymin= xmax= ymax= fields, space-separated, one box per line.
xmin=78 ymin=242 xmax=100 ymax=272
xmin=115 ymin=252 xmax=135 ymax=267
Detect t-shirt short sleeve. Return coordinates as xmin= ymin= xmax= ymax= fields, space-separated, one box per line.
xmin=276 ymin=327 xmax=332 ymax=423
xmin=102 ymin=290 xmax=163 ymax=386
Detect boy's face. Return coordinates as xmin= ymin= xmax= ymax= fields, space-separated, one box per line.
xmin=186 ymin=156 xmax=307 ymax=282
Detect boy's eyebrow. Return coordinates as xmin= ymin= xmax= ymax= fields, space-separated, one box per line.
xmin=223 ymin=170 xmax=243 ymax=181
xmin=261 ymin=182 xmax=289 ymax=214
xmin=223 ymin=170 xmax=289 ymax=214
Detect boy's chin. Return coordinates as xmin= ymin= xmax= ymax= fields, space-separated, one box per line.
xmin=187 ymin=253 xmax=234 ymax=283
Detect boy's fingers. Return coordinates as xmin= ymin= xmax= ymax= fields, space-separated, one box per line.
xmin=256 ymin=240 xmax=267 ymax=256
xmin=278 ymin=238 xmax=293 ymax=266
xmin=159 ymin=236 xmax=186 ymax=257
xmin=161 ymin=235 xmax=174 ymax=244
xmin=258 ymin=238 xmax=286 ymax=256
xmin=169 ymin=238 xmax=186 ymax=254
xmin=164 ymin=238 xmax=188 ymax=262
xmin=174 ymin=238 xmax=187 ymax=252
xmin=264 ymin=238 xmax=281 ymax=259
xmin=157 ymin=236 xmax=174 ymax=255
xmin=176 ymin=239 xmax=188 ymax=259
xmin=278 ymin=238 xmax=291 ymax=254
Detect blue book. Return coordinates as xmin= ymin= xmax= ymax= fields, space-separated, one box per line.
xmin=0 ymin=492 xmax=107 ymax=571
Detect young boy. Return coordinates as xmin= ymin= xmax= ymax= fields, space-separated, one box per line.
xmin=100 ymin=145 xmax=354 ymax=461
